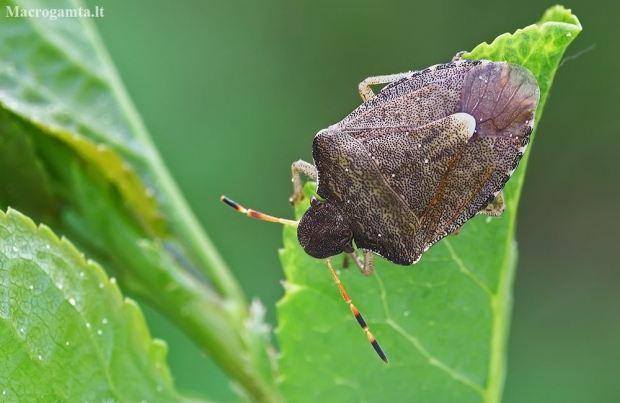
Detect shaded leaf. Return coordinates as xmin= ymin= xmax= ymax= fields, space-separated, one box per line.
xmin=0 ymin=0 xmax=164 ymax=236
xmin=276 ymin=6 xmax=581 ymax=403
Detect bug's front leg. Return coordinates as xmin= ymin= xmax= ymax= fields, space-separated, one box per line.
xmin=358 ymin=72 xmax=413 ymax=102
xmin=290 ymin=160 xmax=318 ymax=204
xmin=348 ymin=250 xmax=375 ymax=276
xmin=360 ymin=251 xmax=375 ymax=276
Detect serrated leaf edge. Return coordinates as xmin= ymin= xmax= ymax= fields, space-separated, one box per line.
xmin=1 ymin=207 xmax=178 ymax=400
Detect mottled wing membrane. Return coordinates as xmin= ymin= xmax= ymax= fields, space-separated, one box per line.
xmin=461 ymin=62 xmax=539 ymax=139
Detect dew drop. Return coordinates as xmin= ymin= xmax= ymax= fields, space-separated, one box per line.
xmin=403 ymin=311 xmax=410 ymax=316
xmin=69 ymin=298 xmax=76 ymax=306
xmin=102 ymin=318 xmax=108 ymax=324
xmin=46 ymin=244 xmax=50 ymax=249
xmin=38 ymin=355 xmax=42 ymax=360
xmin=66 ymin=341 xmax=70 ymax=346
xmin=86 ymin=322 xmax=91 ymax=328
xmin=12 ymin=246 xmax=18 ymax=252
xmin=110 ymin=277 xmax=116 ymax=284
xmin=57 ymin=284 xmax=63 ymax=290
xmin=20 ymin=328 xmax=24 ymax=333
xmin=29 ymin=285 xmax=33 ymax=290
xmin=97 ymin=329 xmax=102 ymax=335
xmin=79 ymin=272 xmax=85 ymax=278
xmin=566 ymin=32 xmax=572 ymax=37
xmin=99 ymin=283 xmax=104 ymax=289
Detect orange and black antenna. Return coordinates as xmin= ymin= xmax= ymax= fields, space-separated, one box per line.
xmin=220 ymin=196 xmax=298 ymax=225
xmin=221 ymin=195 xmax=388 ymax=363
xmin=327 ymin=257 xmax=388 ymax=363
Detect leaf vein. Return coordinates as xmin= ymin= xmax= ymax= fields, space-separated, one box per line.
xmin=374 ymin=271 xmax=485 ymax=397
xmin=443 ymin=239 xmax=493 ymax=297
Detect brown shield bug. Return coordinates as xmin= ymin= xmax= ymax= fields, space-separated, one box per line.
xmin=222 ymin=53 xmax=540 ymax=363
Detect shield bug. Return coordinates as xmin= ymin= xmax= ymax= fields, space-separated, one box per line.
xmin=222 ymin=53 xmax=540 ymax=363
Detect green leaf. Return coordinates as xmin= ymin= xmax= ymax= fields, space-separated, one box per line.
xmin=0 ymin=208 xmax=200 ymax=402
xmin=276 ymin=6 xmax=581 ymax=403
xmin=0 ymin=0 xmax=279 ymax=401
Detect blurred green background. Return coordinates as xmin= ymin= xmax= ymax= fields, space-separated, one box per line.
xmin=83 ymin=0 xmax=619 ymax=401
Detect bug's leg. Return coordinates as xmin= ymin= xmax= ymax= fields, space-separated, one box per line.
xmin=290 ymin=160 xmax=318 ymax=204
xmin=347 ymin=251 xmax=363 ymax=271
xmin=452 ymin=190 xmax=503 ymax=235
xmin=348 ymin=250 xmax=375 ymax=276
xmin=361 ymin=251 xmax=375 ymax=276
xmin=358 ymin=72 xmax=413 ymax=102
xmin=327 ymin=257 xmax=388 ymax=363
xmin=452 ymin=51 xmax=467 ymax=62
xmin=342 ymin=253 xmax=349 ymax=269
xmin=478 ymin=191 xmax=505 ymax=217
xmin=221 ymin=196 xmax=298 ymax=225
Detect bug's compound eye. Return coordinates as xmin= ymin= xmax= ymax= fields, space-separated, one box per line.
xmin=310 ymin=196 xmax=319 ymax=207
xmin=297 ymin=200 xmax=353 ymax=259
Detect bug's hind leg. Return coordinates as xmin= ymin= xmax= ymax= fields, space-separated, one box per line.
xmin=478 ymin=191 xmax=506 ymax=217
xmin=290 ymin=160 xmax=318 ymax=205
xmin=452 ymin=51 xmax=467 ymax=62
xmin=358 ymin=72 xmax=413 ymax=102
xmin=449 ymin=192 xmax=505 ymax=237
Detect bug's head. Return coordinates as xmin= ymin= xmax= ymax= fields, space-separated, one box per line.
xmin=297 ymin=197 xmax=354 ymax=259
